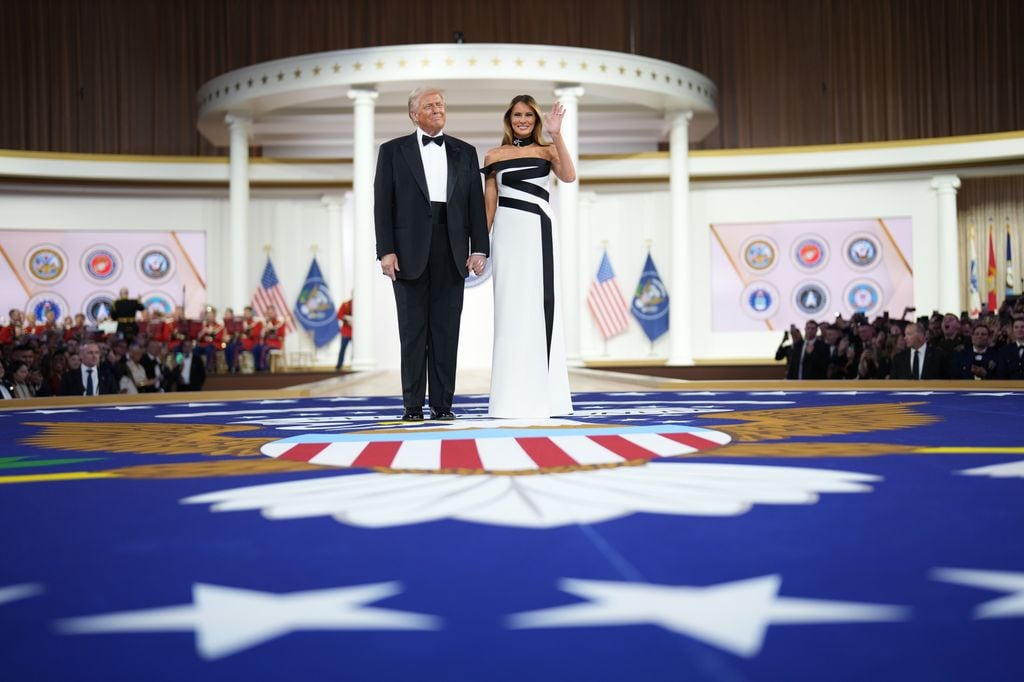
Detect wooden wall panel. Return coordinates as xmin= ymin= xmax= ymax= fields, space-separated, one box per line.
xmin=1 ymin=0 xmax=1021 ymax=155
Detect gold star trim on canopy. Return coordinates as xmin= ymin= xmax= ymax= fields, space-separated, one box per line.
xmin=332 ymin=63 xmax=341 ymax=73
xmin=399 ymin=59 xmax=407 ymax=68
xmin=467 ymin=58 xmax=476 ymax=66
xmin=538 ymin=59 xmax=547 ymax=67
xmin=293 ymin=69 xmax=302 ymax=78
xmin=421 ymin=58 xmax=430 ymax=67
xmin=445 ymin=57 xmax=454 ymax=66
xmin=515 ymin=58 xmax=523 ymax=67
xmin=247 ymin=78 xmax=254 ymax=87
xmin=491 ymin=57 xmax=501 ymax=66
xmin=580 ymin=62 xmax=588 ymax=70
xmin=276 ymin=72 xmax=284 ymax=81
xmin=261 ymin=74 xmax=269 ymax=84
xmin=312 ymin=66 xmax=321 ymax=76
xmin=375 ymin=60 xmax=384 ymax=69
xmin=559 ymin=60 xmax=568 ymax=68
xmin=353 ymin=62 xmax=363 ymax=71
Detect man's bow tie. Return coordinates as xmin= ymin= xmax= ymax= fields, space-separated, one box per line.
xmin=422 ymin=134 xmax=444 ymax=147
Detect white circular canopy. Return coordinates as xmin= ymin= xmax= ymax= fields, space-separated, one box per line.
xmin=197 ymin=43 xmax=718 ymax=157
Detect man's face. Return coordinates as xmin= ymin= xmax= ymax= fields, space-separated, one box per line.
xmin=411 ymin=92 xmax=446 ymax=136
xmin=905 ymin=325 xmax=925 ymax=348
xmin=804 ymin=322 xmax=818 ymax=338
xmin=1014 ymin=319 xmax=1024 ymax=341
xmin=942 ymin=315 xmax=960 ymax=337
xmin=971 ymin=325 xmax=990 ymax=350
xmin=80 ymin=344 xmax=100 ymax=368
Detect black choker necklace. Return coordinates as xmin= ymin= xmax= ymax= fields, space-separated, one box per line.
xmin=512 ymin=137 xmax=534 ymax=147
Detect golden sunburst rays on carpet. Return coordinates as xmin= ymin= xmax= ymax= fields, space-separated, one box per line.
xmin=3 ymin=422 xmax=313 ymax=483
xmin=22 ymin=422 xmax=268 ymax=456
xmin=694 ymin=402 xmax=943 ymax=458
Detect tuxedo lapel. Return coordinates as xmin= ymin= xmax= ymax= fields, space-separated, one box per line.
xmin=445 ymin=140 xmax=460 ymax=202
xmin=399 ymin=133 xmax=430 ymax=202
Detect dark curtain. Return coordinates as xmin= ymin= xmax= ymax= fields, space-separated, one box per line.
xmin=1 ymin=0 xmax=1021 ymax=155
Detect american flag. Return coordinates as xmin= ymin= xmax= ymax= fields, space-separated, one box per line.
xmin=251 ymin=258 xmax=296 ymax=332
xmin=586 ymin=251 xmax=630 ymax=339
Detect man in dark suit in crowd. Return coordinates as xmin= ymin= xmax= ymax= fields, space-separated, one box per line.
xmin=784 ymin=320 xmax=829 ymax=380
xmin=168 ymin=338 xmax=206 ymax=391
xmin=951 ymin=323 xmax=999 ymax=380
xmin=0 ymin=362 xmax=15 ymax=399
xmin=374 ymin=87 xmax=489 ymax=421
xmin=58 ymin=342 xmax=118 ymax=395
xmin=890 ymin=321 xmax=948 ymax=380
xmin=996 ymin=318 xmax=1024 ymax=379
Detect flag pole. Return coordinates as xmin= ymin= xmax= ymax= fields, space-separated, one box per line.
xmin=646 ymin=238 xmax=654 ymax=357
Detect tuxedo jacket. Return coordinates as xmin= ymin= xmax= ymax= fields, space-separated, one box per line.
xmin=996 ymin=342 xmax=1024 ymax=379
xmin=890 ymin=346 xmax=949 ymax=380
xmin=785 ymin=339 xmax=830 ymax=380
xmin=373 ymin=132 xmax=488 ymax=280
xmin=951 ymin=347 xmax=999 ymax=379
xmin=58 ymin=366 xmax=119 ymax=396
xmin=170 ymin=355 xmax=207 ymax=391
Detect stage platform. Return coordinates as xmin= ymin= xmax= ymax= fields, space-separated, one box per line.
xmin=2 ymin=372 xmax=1022 ymax=681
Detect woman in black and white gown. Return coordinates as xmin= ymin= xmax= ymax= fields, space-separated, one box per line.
xmin=481 ymin=95 xmax=577 ymax=418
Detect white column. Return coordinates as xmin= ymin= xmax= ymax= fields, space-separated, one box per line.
xmin=225 ymin=114 xmax=252 ymax=311
xmin=667 ymin=110 xmax=694 ymax=365
xmin=930 ymin=174 xmax=962 ymax=314
xmin=553 ymin=85 xmax=585 ymax=366
xmin=321 ymin=194 xmax=346 ymax=306
xmin=347 ymin=88 xmax=378 ymax=370
xmin=578 ymin=191 xmax=599 ymax=361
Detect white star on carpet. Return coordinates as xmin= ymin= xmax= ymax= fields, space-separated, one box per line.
xmin=931 ymin=568 xmax=1024 ymax=618
xmin=100 ymin=405 xmax=153 ymax=411
xmin=958 ymin=460 xmax=1024 ymax=479
xmin=0 ymin=583 xmax=44 ymax=605
xmin=507 ymin=575 xmax=907 ymax=657
xmin=24 ymin=409 xmax=82 ymax=415
xmin=57 ymin=581 xmax=440 ymax=659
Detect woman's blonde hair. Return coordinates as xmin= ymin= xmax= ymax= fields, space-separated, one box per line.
xmin=501 ymin=94 xmax=549 ymax=147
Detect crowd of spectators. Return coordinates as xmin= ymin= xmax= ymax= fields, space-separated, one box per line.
xmin=776 ymin=297 xmax=1024 ymax=380
xmin=0 ymin=295 xmax=289 ymax=400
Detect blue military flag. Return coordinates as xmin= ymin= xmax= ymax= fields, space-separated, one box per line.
xmin=630 ymin=252 xmax=669 ymax=341
xmin=293 ymin=257 xmax=338 ymax=348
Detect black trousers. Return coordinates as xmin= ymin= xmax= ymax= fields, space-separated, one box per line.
xmin=393 ymin=205 xmax=464 ymax=411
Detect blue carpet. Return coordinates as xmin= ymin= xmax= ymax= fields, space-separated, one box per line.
xmin=2 ymin=388 xmax=1023 ymax=681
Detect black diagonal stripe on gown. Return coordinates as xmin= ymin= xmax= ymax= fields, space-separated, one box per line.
xmin=496 ymin=159 xmax=554 ymax=365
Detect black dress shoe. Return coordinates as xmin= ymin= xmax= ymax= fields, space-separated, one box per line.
xmin=401 ymin=408 xmax=424 ymax=421
xmin=430 ymin=408 xmax=456 ymax=420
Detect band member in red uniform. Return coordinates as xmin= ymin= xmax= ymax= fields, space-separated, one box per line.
xmin=239 ymin=306 xmax=263 ymax=372
xmin=219 ymin=307 xmax=243 ymax=372
xmin=197 ymin=306 xmax=223 ymax=372
xmin=257 ymin=306 xmax=286 ymax=372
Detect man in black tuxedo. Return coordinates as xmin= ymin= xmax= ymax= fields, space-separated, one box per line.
xmin=168 ymin=338 xmax=206 ymax=391
xmin=374 ymin=87 xmax=489 ymax=421
xmin=784 ymin=320 xmax=829 ymax=380
xmin=58 ymin=342 xmax=118 ymax=396
xmin=996 ymin=318 xmax=1024 ymax=379
xmin=951 ymin=323 xmax=999 ymax=380
xmin=890 ymin=322 xmax=949 ymax=380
